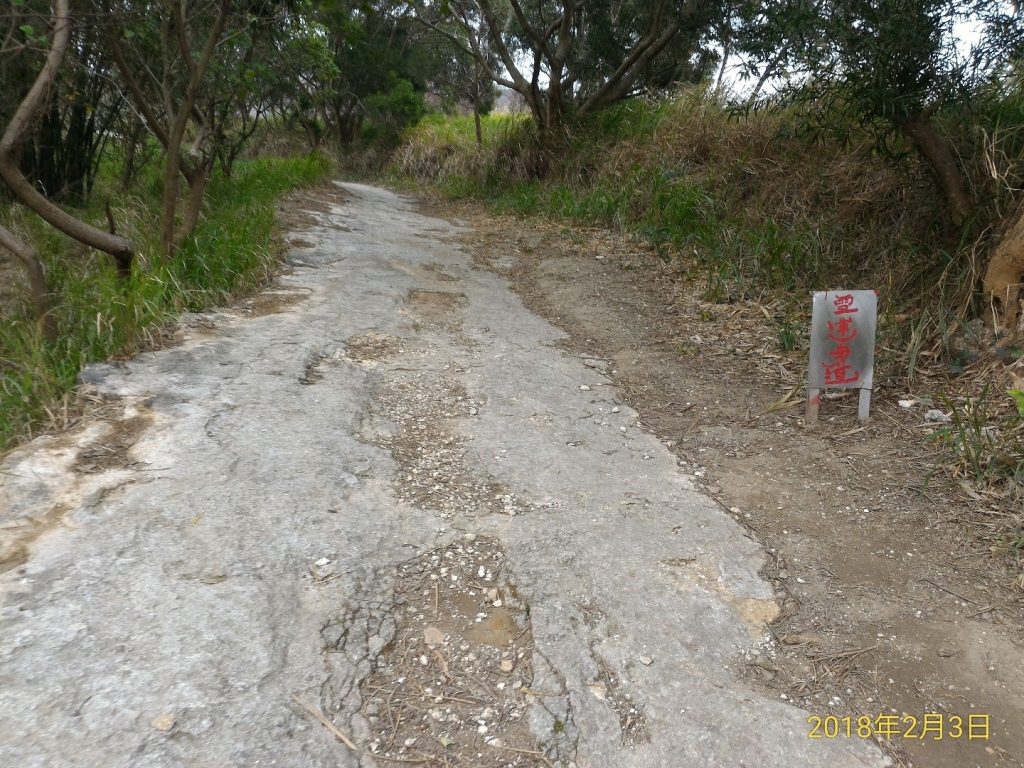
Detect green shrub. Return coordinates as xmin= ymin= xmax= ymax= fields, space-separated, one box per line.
xmin=365 ymin=79 xmax=426 ymax=139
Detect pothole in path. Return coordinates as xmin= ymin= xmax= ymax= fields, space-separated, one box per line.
xmin=73 ymin=407 xmax=153 ymax=474
xmin=299 ymin=357 xmax=325 ymax=385
xmin=405 ymin=289 xmax=468 ymax=333
xmin=346 ymin=332 xmax=404 ymax=362
xmin=586 ymin=643 xmax=650 ymax=747
xmin=365 ymin=371 xmax=529 ymax=519
xmin=358 ymin=535 xmax=551 ymax=766
xmin=570 ymin=597 xmax=650 ymax=747
xmin=232 ymin=289 xmax=312 ymax=318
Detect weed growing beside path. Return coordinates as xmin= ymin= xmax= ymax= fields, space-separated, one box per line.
xmin=0 ymin=154 xmax=331 ymax=451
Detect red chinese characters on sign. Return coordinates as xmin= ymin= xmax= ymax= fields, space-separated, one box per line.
xmin=822 ymin=294 xmax=860 ymax=385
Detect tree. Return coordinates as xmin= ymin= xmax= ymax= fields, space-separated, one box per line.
xmin=0 ymin=224 xmax=56 ymax=341
xmin=0 ymin=0 xmax=135 ymax=278
xmin=104 ymin=0 xmax=232 ymax=257
xmin=413 ymin=0 xmax=720 ymax=149
xmin=203 ymin=1 xmax=338 ymax=172
xmin=740 ymin=0 xmax=981 ymax=225
xmin=319 ymin=1 xmax=435 ymax=144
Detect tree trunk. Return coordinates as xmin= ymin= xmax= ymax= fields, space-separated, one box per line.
xmin=0 ymin=0 xmax=135 ymax=278
xmin=174 ymin=164 xmax=210 ymax=248
xmin=473 ymin=61 xmax=483 ymax=147
xmin=0 ymin=224 xmax=57 ymax=341
xmin=900 ymin=113 xmax=975 ymax=227
xmin=120 ymin=120 xmax=142 ymax=190
xmin=158 ymin=0 xmax=231 ymax=258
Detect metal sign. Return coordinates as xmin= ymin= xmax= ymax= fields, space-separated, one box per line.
xmin=806 ymin=290 xmax=877 ymax=423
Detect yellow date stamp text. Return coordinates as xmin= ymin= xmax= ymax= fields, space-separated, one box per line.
xmin=807 ymin=713 xmax=990 ymax=740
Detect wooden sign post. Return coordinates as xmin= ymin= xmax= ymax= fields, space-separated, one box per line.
xmin=806 ymin=290 xmax=877 ymax=425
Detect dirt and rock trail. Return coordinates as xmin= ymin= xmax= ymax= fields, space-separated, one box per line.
xmin=445 ymin=201 xmax=1024 ymax=768
xmin=0 ymin=181 xmax=1013 ymax=768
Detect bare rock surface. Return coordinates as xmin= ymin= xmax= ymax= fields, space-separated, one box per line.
xmin=0 ymin=183 xmax=886 ymax=767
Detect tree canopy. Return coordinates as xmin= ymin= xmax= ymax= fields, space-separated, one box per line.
xmin=3 ymin=0 xmax=1024 ymax=334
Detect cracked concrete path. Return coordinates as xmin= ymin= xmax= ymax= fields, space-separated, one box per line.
xmin=0 ymin=183 xmax=886 ymax=767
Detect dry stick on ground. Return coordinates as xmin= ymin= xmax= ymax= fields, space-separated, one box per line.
xmin=0 ymin=0 xmax=135 ymax=278
xmin=920 ymin=577 xmax=980 ymax=604
xmin=0 ymin=224 xmax=56 ymax=341
xmin=291 ymin=695 xmax=357 ymax=751
xmin=371 ymin=754 xmax=432 ymax=764
xmin=809 ymin=643 xmax=881 ymax=661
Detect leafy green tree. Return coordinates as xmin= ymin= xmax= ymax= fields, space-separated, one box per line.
xmin=414 ymin=0 xmax=722 ymax=148
xmin=203 ymin=1 xmax=338 ymax=170
xmin=1 ymin=0 xmax=135 ymax=278
xmin=364 ymin=78 xmax=425 ymax=138
xmin=739 ymin=0 xmax=997 ymax=225
xmin=314 ymin=1 xmax=478 ymax=144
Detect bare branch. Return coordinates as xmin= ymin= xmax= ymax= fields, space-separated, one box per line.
xmin=579 ymin=19 xmax=679 ymax=114
xmin=0 ymin=0 xmax=135 ymax=276
xmin=105 ymin=22 xmax=171 ymax=147
xmin=0 ymin=224 xmax=56 ymax=341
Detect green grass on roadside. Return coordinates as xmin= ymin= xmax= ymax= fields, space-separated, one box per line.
xmin=392 ymin=93 xmax=978 ymax=324
xmin=0 ymin=153 xmax=331 ymax=451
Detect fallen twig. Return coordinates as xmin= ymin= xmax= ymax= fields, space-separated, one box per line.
xmin=488 ymin=743 xmax=555 ymax=768
xmin=809 ymin=643 xmax=880 ymax=661
xmin=291 ymin=695 xmax=357 ymax=751
xmin=966 ymin=604 xmax=1005 ymax=619
xmin=920 ymin=577 xmax=979 ymax=605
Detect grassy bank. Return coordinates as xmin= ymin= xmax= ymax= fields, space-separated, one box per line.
xmin=393 ymin=91 xmax=1014 ymax=348
xmin=0 ymin=153 xmax=332 ymax=451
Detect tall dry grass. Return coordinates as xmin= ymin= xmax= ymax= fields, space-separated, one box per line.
xmin=394 ymin=89 xmax=1013 ymax=333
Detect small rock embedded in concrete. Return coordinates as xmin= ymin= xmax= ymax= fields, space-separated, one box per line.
xmin=487 ymin=588 xmax=498 ymax=601
xmin=588 ymin=683 xmax=607 ymax=700
xmin=611 ymin=406 xmax=619 ymax=413
xmin=499 ymin=659 xmax=514 ymax=672
xmin=464 ymin=533 xmax=477 ymax=541
xmin=580 ymin=385 xmax=591 ymax=391
xmin=777 ymin=570 xmax=789 ymax=579
xmin=315 ymin=557 xmax=330 ymax=566
xmin=706 ymin=485 xmax=721 ymax=495
xmin=151 ymin=713 xmax=176 ymax=731
xmin=639 ymin=655 xmax=653 ymax=666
